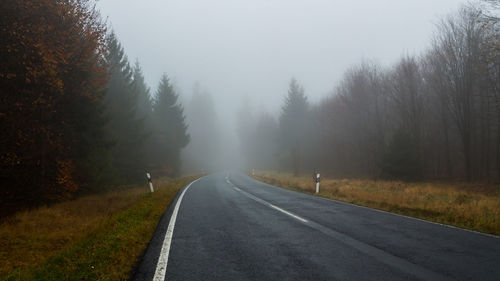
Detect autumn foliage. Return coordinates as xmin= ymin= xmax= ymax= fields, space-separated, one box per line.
xmin=0 ymin=0 xmax=107 ymax=216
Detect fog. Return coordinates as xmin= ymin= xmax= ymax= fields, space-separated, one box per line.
xmin=96 ymin=0 xmax=468 ymax=173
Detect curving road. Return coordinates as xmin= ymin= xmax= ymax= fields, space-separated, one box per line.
xmin=133 ymin=172 xmax=500 ymax=281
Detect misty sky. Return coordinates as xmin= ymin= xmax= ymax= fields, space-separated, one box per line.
xmin=97 ymin=0 xmax=465 ymax=117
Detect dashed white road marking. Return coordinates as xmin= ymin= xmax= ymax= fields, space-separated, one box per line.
xmin=245 ymin=175 xmax=500 ymax=239
xmin=269 ymin=203 xmax=308 ymax=223
xmin=153 ymin=178 xmax=200 ymax=281
xmin=230 ymin=177 xmax=453 ymax=281
xmin=232 ymin=185 xmax=308 ymax=223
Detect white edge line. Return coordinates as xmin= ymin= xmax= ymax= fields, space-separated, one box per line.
xmin=232 ymin=185 xmax=308 ymax=224
xmin=315 ymin=195 xmax=500 ymax=239
xmin=249 ymin=176 xmax=499 ymax=239
xmin=153 ymin=178 xmax=200 ymax=281
xmin=269 ymin=204 xmax=309 ymax=223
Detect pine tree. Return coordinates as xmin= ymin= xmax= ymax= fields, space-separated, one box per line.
xmin=279 ymin=78 xmax=310 ymax=176
xmin=104 ymin=32 xmax=147 ymax=183
xmin=152 ymin=74 xmax=189 ymax=176
xmin=71 ymin=91 xmax=114 ymax=193
xmin=131 ymin=60 xmax=153 ymax=124
xmin=131 ymin=60 xmax=154 ymax=168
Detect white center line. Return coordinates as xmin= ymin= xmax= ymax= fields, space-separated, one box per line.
xmin=233 ymin=186 xmax=308 ymax=223
xmin=231 ymin=178 xmax=452 ymax=281
xmin=153 ymin=178 xmax=200 ymax=281
xmin=269 ymin=204 xmax=309 ymax=223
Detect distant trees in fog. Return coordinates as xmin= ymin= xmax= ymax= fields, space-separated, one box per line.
xmin=239 ymin=3 xmax=499 ymax=181
xmin=237 ymin=100 xmax=279 ymax=172
xmin=182 ymin=85 xmax=221 ymax=173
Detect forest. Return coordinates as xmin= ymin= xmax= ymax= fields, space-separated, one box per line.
xmin=1 ymin=0 xmax=498 ymax=217
xmin=0 ymin=0 xmax=190 ymax=216
xmin=238 ymin=2 xmax=499 ymax=182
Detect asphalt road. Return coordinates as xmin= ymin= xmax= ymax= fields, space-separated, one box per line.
xmin=133 ymin=172 xmax=500 ymax=281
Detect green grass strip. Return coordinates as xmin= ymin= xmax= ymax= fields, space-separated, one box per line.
xmin=3 ymin=177 xmax=194 ymax=281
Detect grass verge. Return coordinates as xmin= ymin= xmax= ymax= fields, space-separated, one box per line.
xmin=253 ymin=171 xmax=500 ymax=236
xmin=0 ymin=176 xmax=198 ymax=280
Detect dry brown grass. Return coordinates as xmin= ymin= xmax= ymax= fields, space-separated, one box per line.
xmin=254 ymin=171 xmax=500 ymax=236
xmin=0 ymin=176 xmax=191 ymax=279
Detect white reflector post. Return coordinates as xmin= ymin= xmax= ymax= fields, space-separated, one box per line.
xmin=315 ymin=173 xmax=320 ymax=194
xmin=147 ymin=172 xmax=154 ymax=192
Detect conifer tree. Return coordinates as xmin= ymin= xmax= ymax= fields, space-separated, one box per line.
xmin=152 ymin=74 xmax=189 ymax=176
xmin=131 ymin=61 xmax=154 ymax=167
xmin=279 ymin=78 xmax=310 ymax=176
xmin=131 ymin=60 xmax=153 ymax=124
xmin=104 ymin=32 xmax=147 ymax=182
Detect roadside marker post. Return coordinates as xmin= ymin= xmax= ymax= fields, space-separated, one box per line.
xmin=313 ymin=171 xmax=320 ymax=194
xmin=146 ymin=172 xmax=154 ymax=193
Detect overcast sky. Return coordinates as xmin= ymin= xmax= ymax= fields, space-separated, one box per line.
xmin=96 ymin=0 xmax=465 ymax=116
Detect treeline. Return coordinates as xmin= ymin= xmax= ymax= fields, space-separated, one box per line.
xmin=0 ymin=0 xmax=189 ymax=216
xmin=239 ymin=3 xmax=499 ymax=181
